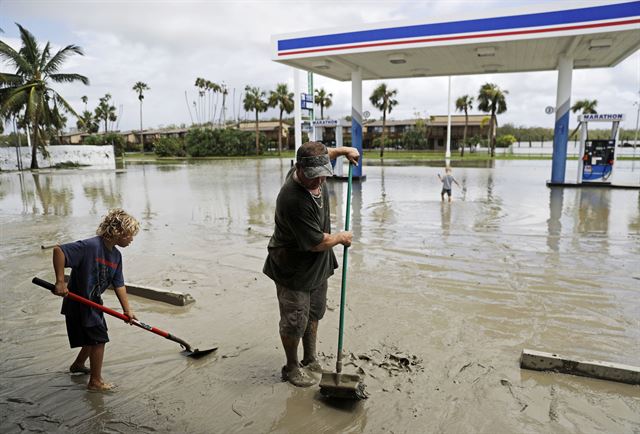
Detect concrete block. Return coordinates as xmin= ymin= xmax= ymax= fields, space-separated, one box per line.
xmin=64 ymin=274 xmax=195 ymax=306
xmin=118 ymin=283 xmax=195 ymax=306
xmin=520 ymin=348 xmax=640 ymax=385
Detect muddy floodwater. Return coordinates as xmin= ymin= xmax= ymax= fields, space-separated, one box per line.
xmin=1 ymin=159 xmax=639 ymax=433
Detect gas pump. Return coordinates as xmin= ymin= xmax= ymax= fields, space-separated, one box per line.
xmin=576 ymin=113 xmax=624 ymax=184
xmin=312 ymin=119 xmax=349 ymax=178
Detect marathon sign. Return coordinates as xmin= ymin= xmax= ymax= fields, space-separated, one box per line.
xmin=312 ymin=119 xmax=339 ymax=127
xmin=579 ymin=113 xmax=625 ymax=122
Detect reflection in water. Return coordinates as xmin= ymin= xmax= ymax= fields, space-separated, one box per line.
xmin=547 ymin=187 xmax=564 ymax=252
xmin=473 ymin=172 xmax=503 ymax=232
xmin=370 ymin=165 xmax=396 ymax=241
xmin=440 ymin=202 xmax=452 ymax=236
xmin=628 ymin=191 xmax=640 ymax=233
xmin=576 ymin=189 xmax=610 ymax=234
xmin=83 ymin=178 xmax=122 ymax=214
xmin=247 ymin=159 xmax=271 ymax=227
xmin=269 ymin=389 xmax=367 ymax=433
xmin=32 ymin=173 xmax=74 ymax=216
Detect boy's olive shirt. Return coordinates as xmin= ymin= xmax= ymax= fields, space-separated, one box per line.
xmin=263 ymin=167 xmax=338 ymax=291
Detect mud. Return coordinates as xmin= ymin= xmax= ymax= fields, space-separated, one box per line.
xmin=1 ymin=159 xmax=639 ymax=433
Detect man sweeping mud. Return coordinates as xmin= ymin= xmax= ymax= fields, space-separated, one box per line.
xmin=263 ymin=142 xmax=360 ymax=387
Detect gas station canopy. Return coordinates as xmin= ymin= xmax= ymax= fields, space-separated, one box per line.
xmin=272 ymin=1 xmax=640 ymax=81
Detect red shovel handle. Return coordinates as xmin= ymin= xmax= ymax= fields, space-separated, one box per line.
xmin=31 ymin=277 xmax=173 ymax=341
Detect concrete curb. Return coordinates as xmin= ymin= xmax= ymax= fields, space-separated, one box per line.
xmin=520 ymin=348 xmax=640 ymax=385
xmin=115 ymin=283 xmax=195 ymax=306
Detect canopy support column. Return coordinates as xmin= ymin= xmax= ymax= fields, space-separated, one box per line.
xmin=551 ymin=55 xmax=573 ymax=183
xmin=294 ymin=68 xmax=302 ymax=152
xmin=351 ymin=68 xmax=364 ymax=178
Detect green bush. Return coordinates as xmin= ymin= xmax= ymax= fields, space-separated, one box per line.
xmin=402 ymin=129 xmax=428 ymax=150
xmin=495 ymin=134 xmax=517 ymax=148
xmin=184 ymin=128 xmax=263 ymax=157
xmin=154 ymin=137 xmax=186 ymax=157
xmin=82 ymin=133 xmax=125 ymax=156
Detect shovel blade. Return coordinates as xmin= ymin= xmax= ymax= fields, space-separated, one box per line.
xmin=319 ymin=372 xmax=367 ymax=400
xmin=182 ymin=346 xmax=218 ymax=358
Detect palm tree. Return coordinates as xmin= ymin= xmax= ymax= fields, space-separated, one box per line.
xmin=81 ymin=95 xmax=88 ymax=111
xmin=94 ymin=93 xmax=117 ymax=133
xmin=76 ymin=110 xmax=98 ymax=133
xmin=132 ymin=81 xmax=150 ymax=150
xmin=570 ymin=99 xmax=598 ymax=139
xmin=243 ymin=86 xmax=267 ymax=155
xmin=218 ymin=83 xmax=228 ymax=125
xmin=455 ymin=95 xmax=474 ymax=157
xmin=477 ymin=83 xmax=508 ymax=157
xmin=369 ymin=83 xmax=399 ymax=158
xmin=314 ymin=88 xmax=333 ymax=120
xmin=0 ymin=23 xmax=88 ymax=169
xmin=268 ymin=83 xmax=294 ymax=155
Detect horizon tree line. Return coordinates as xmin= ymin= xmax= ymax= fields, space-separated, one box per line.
xmin=2 ymin=23 xmax=610 ymax=169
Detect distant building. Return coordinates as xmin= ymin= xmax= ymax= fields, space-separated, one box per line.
xmin=57 ymin=115 xmax=491 ymax=151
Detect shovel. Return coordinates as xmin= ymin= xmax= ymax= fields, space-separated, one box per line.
xmin=319 ymin=163 xmax=367 ymax=400
xmin=32 ymin=277 xmax=217 ymax=358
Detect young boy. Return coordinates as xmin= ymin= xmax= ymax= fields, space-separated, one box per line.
xmin=437 ymin=167 xmax=461 ymax=202
xmin=52 ymin=208 xmax=140 ymax=391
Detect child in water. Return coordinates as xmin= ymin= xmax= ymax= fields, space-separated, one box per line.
xmin=52 ymin=208 xmax=139 ymax=391
xmin=437 ymin=167 xmax=461 ymax=202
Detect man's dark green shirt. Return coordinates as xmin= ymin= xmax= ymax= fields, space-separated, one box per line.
xmin=263 ymin=167 xmax=338 ymax=291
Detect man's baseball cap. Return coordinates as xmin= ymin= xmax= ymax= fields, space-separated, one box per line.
xmin=296 ymin=142 xmax=334 ymax=179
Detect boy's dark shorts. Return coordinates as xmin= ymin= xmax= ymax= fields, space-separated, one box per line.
xmin=441 ymin=188 xmax=452 ymax=196
xmin=65 ymin=312 xmax=109 ymax=348
xmin=276 ymin=281 xmax=327 ymax=338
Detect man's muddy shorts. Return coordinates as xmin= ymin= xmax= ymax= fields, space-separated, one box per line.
xmin=65 ymin=311 xmax=109 ymax=348
xmin=276 ymin=281 xmax=328 ymax=338
xmin=441 ymin=188 xmax=452 ymax=197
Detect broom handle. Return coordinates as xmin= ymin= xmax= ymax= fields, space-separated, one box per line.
xmin=336 ymin=163 xmax=353 ymax=374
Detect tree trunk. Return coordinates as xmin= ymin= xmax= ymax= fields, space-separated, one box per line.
xmin=320 ymin=104 xmax=324 ymax=120
xmin=139 ymin=100 xmax=144 ymax=152
xmin=255 ymin=111 xmax=260 ymax=155
xmin=461 ymin=111 xmax=468 ymax=158
xmin=29 ymin=125 xmax=39 ymax=169
xmin=490 ymin=113 xmax=496 ymax=158
xmin=278 ymin=109 xmax=283 ymax=156
xmin=380 ymin=110 xmax=386 ymax=159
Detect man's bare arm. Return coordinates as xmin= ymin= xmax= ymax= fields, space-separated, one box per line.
xmin=310 ymin=231 xmax=353 ymax=252
xmin=327 ymin=147 xmax=360 ymax=165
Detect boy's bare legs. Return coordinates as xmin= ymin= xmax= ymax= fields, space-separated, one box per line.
xmin=70 ymin=346 xmax=91 ymax=374
xmin=87 ymin=343 xmax=113 ymax=390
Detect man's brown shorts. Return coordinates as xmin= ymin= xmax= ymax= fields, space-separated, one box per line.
xmin=276 ymin=281 xmax=327 ymax=338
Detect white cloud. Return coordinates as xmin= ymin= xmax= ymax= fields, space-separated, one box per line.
xmin=1 ymin=0 xmax=638 ymax=132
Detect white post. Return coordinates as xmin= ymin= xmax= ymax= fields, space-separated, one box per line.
xmin=335 ymin=122 xmax=344 ymax=177
xmin=446 ymin=76 xmax=452 ymax=159
xmin=551 ymin=55 xmax=573 ymax=183
xmin=576 ymin=120 xmax=587 ymax=184
xmin=351 ymin=67 xmax=364 ymax=178
xmin=294 ymin=68 xmax=302 ymax=152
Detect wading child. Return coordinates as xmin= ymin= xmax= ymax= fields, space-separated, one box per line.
xmin=52 ymin=208 xmax=139 ymax=391
xmin=437 ymin=167 xmax=461 ymax=202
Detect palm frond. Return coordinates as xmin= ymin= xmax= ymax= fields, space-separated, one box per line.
xmin=52 ymin=91 xmax=79 ymax=117
xmin=43 ymin=44 xmax=84 ymax=75
xmin=49 ymin=73 xmax=89 ymax=85
xmin=17 ymin=24 xmax=40 ymax=67
xmin=0 ymin=40 xmax=32 ymax=75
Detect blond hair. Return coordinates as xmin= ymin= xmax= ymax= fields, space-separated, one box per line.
xmin=96 ymin=208 xmax=140 ymax=240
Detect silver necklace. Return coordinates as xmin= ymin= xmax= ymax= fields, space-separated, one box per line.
xmin=310 ymin=186 xmax=323 ymax=208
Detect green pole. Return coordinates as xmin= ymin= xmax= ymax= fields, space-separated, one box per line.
xmin=336 ymin=163 xmax=353 ymax=374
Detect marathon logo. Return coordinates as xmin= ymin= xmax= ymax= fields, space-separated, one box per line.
xmin=581 ymin=113 xmax=625 ymax=122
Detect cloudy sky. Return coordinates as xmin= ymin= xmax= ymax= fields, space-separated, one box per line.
xmin=2 ymin=0 xmax=639 ymax=133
